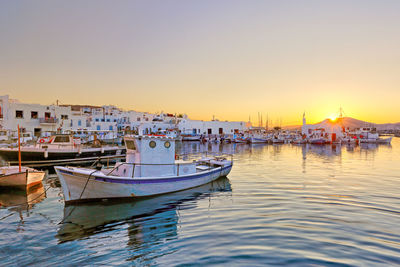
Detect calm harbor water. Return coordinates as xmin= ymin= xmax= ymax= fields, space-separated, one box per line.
xmin=1 ymin=139 xmax=400 ymax=266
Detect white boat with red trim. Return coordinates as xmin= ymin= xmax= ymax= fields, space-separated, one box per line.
xmin=55 ymin=135 xmax=233 ymax=203
xmin=0 ymin=134 xmax=124 ymax=165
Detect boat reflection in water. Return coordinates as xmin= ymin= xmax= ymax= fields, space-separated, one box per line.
xmin=0 ymin=184 xmax=46 ymax=208
xmin=0 ymin=184 xmax=46 ymax=228
xmin=57 ymin=177 xmax=232 ymax=243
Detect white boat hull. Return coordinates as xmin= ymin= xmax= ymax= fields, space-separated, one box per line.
xmin=248 ymin=137 xmax=268 ymax=143
xmin=55 ymin=164 xmax=232 ymax=203
xmin=181 ymin=135 xmax=201 ymax=141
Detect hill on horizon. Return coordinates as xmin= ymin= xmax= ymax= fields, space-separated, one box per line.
xmin=283 ymin=117 xmax=400 ymax=130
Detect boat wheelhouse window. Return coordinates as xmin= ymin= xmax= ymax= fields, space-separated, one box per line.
xmin=16 ymin=110 xmax=23 ymax=118
xmin=149 ymin=141 xmax=156 ymax=148
xmin=125 ymin=140 xmax=136 ymax=150
xmin=164 ymin=141 xmax=171 ymax=148
xmin=54 ymin=135 xmax=70 ymax=143
xmin=31 ymin=111 xmax=38 ymax=119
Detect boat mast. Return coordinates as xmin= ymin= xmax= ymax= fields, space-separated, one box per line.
xmin=17 ymin=124 xmax=21 ymax=172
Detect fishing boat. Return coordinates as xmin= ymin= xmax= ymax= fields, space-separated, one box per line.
xmin=271 ymin=135 xmax=285 ymax=144
xmin=233 ymin=134 xmax=247 ymax=143
xmin=0 ymin=126 xmax=45 ymax=189
xmin=0 ymin=134 xmax=124 ymax=164
xmin=0 ymin=166 xmax=45 ymax=189
xmin=292 ymin=138 xmax=307 ymax=145
xmin=309 ymin=137 xmax=326 ymax=145
xmin=55 ymin=135 xmax=233 ymax=203
xmin=377 ymin=136 xmax=393 ymax=144
xmin=247 ymin=131 xmax=268 ymax=144
xmin=181 ymin=134 xmax=201 ymax=141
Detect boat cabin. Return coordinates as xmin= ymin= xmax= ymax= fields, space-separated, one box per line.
xmin=38 ymin=134 xmax=81 ymax=148
xmin=113 ymin=135 xmax=195 ymax=178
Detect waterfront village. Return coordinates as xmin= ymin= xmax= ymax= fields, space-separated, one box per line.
xmin=0 ymin=94 xmax=395 ymax=146
xmin=0 ymin=94 xmax=395 ymax=221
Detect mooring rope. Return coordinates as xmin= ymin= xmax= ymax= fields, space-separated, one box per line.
xmin=59 ymin=169 xmax=98 ymax=224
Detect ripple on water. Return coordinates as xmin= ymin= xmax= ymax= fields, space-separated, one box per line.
xmin=1 ymin=141 xmax=400 ymax=265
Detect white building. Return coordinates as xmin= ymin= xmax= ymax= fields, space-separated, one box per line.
xmin=301 ymin=113 xmax=344 ymax=140
xmin=0 ymin=95 xmax=248 ymax=138
xmin=178 ymin=119 xmax=246 ymax=135
xmin=0 ymin=95 xmax=72 ymax=136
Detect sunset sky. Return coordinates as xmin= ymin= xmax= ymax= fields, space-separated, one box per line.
xmin=1 ymin=1 xmax=400 ymax=126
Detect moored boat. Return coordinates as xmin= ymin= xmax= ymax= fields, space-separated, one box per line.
xmin=181 ymin=134 xmax=201 ymax=141
xmin=55 ymin=135 xmax=233 ymax=203
xmin=0 ymin=166 xmax=45 ymax=189
xmin=0 ymin=134 xmax=124 ymax=164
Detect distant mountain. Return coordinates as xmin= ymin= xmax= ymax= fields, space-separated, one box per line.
xmin=283 ymin=117 xmax=400 ymax=130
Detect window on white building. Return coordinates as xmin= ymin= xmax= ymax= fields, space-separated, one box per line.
xmin=16 ymin=110 xmax=23 ymax=118
xmin=31 ymin=111 xmax=38 ymax=119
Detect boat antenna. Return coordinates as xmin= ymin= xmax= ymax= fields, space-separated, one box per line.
xmin=17 ymin=124 xmax=21 ymax=172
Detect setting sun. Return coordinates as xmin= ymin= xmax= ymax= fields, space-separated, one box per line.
xmin=328 ymin=114 xmax=338 ymax=121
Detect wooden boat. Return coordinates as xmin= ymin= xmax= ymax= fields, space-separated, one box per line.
xmin=55 ymin=135 xmax=233 ymax=203
xmin=0 ymin=166 xmax=45 ymax=189
xmin=0 ymin=125 xmax=45 ymax=189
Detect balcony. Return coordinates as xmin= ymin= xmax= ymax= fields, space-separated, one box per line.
xmin=39 ymin=117 xmax=59 ymax=124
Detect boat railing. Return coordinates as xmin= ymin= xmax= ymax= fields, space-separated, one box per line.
xmin=104 ymin=152 xmax=233 ymax=177
xmin=176 ymin=151 xmax=233 ymax=162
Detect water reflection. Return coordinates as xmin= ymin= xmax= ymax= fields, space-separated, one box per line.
xmin=177 ymin=142 xmax=393 ymax=166
xmin=302 ymin=144 xmax=342 ymax=158
xmin=0 ymin=185 xmax=46 ymax=230
xmin=57 ymin=177 xmax=232 ymax=244
xmin=0 ymin=184 xmax=46 ymax=208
